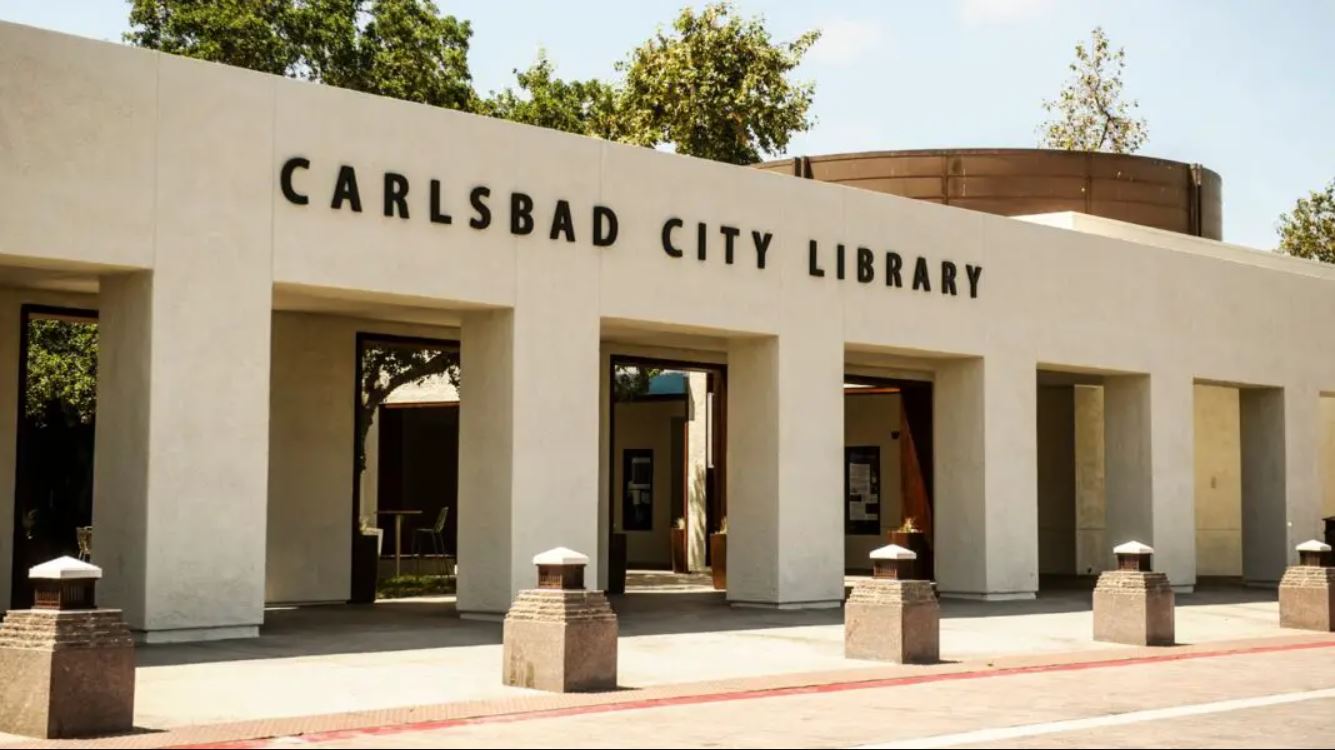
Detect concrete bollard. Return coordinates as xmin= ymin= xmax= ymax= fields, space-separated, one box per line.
xmin=1278 ymin=540 xmax=1335 ymax=632
xmin=844 ymin=544 xmax=939 ymax=664
xmin=1093 ymin=541 xmax=1175 ymax=646
xmin=0 ymin=557 xmax=135 ymax=739
xmin=502 ymin=547 xmax=618 ymax=692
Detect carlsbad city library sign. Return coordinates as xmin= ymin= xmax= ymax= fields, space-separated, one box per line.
xmin=279 ymin=157 xmax=984 ymax=298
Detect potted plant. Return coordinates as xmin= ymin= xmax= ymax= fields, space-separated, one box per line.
xmin=670 ymin=517 xmax=689 ymax=574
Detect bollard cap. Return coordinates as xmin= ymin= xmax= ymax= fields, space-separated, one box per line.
xmin=29 ymin=556 xmax=101 ymax=580
xmin=870 ymin=544 xmax=917 ymax=561
xmin=1113 ymin=541 xmax=1154 ymax=556
xmin=1296 ymin=539 xmax=1332 ymax=553
xmin=533 ymin=547 xmax=589 ymax=566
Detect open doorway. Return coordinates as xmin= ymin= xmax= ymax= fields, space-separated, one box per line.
xmin=350 ymin=333 xmax=460 ymax=603
xmin=606 ymin=356 xmax=726 ymax=594
xmin=842 ymin=375 xmax=933 ymax=578
xmin=10 ymin=305 xmax=98 ymax=609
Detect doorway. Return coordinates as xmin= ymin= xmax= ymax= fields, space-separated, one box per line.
xmin=607 ymin=355 xmax=726 ymax=593
xmin=10 ymin=304 xmax=98 ymax=609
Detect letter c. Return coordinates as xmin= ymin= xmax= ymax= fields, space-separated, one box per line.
xmin=280 ymin=157 xmax=310 ymax=205
xmin=662 ymin=218 xmax=684 ymax=257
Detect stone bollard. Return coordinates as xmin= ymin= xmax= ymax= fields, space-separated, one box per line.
xmin=502 ymin=547 xmax=617 ymax=692
xmin=1278 ymin=540 xmax=1334 ymax=632
xmin=1093 ymin=541 xmax=1174 ymax=646
xmin=0 ymin=557 xmax=135 ymax=739
xmin=844 ymin=544 xmax=939 ymax=664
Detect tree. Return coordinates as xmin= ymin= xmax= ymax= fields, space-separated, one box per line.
xmin=25 ymin=319 xmax=98 ymax=428
xmin=355 ymin=342 xmax=459 ymax=473
xmin=616 ymin=2 xmax=820 ymax=164
xmin=1277 ymin=180 xmax=1335 ymax=263
xmin=1039 ymin=26 xmax=1148 ymax=153
xmin=126 ymin=0 xmax=476 ymax=111
xmin=480 ymin=51 xmax=623 ymax=139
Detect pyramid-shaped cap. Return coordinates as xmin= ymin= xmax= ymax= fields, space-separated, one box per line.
xmin=870 ymin=544 xmax=917 ymax=561
xmin=533 ymin=547 xmax=589 ymax=566
xmin=29 ymin=556 xmax=101 ymax=580
xmin=1297 ymin=539 xmax=1332 ymax=553
xmin=1113 ymin=541 xmax=1154 ymax=555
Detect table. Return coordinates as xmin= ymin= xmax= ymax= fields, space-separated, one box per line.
xmin=376 ymin=509 xmax=423 ymax=577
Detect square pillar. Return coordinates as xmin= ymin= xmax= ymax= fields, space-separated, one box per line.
xmin=92 ymin=56 xmax=273 ymax=642
xmin=1242 ymin=386 xmax=1322 ymax=586
xmin=725 ymin=326 xmax=843 ymax=608
xmin=457 ymin=284 xmax=600 ymax=617
xmin=1104 ymin=373 xmax=1196 ymax=590
xmin=934 ymin=355 xmax=1037 ymax=600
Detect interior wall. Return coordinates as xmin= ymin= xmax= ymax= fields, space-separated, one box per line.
xmin=843 ymin=392 xmax=903 ymax=569
xmin=1073 ymin=384 xmax=1107 ymax=575
xmin=612 ymin=399 xmax=686 ymax=567
xmin=1036 ymin=385 xmax=1076 ymax=575
xmin=1194 ymin=384 xmax=1243 ymax=576
xmin=1322 ymin=396 xmax=1335 ymax=522
xmin=265 ymin=310 xmax=456 ymax=604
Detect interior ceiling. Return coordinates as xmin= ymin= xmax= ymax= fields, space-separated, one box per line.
xmin=0 ymin=266 xmax=99 ymax=295
xmin=272 ymin=286 xmax=466 ymax=328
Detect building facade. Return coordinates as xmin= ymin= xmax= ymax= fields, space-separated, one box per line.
xmin=2 ymin=21 xmax=1335 ymax=642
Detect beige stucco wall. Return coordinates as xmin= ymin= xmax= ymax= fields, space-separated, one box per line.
xmin=5 ymin=21 xmax=1335 ymax=628
xmin=1324 ymin=397 xmax=1335 ymax=521
xmin=1194 ymin=385 xmax=1243 ymax=576
xmin=843 ymin=392 xmax=903 ymax=569
xmin=612 ymin=399 xmax=686 ymax=567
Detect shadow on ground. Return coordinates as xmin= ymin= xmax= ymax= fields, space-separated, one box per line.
xmin=137 ymin=574 xmax=1276 ymax=667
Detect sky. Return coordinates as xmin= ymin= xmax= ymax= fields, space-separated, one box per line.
xmin=2 ymin=0 xmax=1332 ymax=250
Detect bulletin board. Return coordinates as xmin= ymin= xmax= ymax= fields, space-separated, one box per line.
xmin=844 ymin=445 xmax=881 ymax=535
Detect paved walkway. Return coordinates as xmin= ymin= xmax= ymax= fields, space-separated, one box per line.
xmin=0 ymin=580 xmax=1311 ymax=748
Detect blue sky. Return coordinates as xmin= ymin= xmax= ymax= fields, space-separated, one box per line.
xmin=3 ymin=0 xmax=1332 ymax=250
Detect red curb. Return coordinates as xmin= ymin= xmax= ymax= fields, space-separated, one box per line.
xmin=178 ymin=638 xmax=1335 ymax=749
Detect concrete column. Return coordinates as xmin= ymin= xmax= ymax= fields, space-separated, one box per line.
xmin=686 ymin=371 xmax=709 ymax=571
xmin=1074 ymin=385 xmax=1108 ymax=575
xmin=92 ymin=56 xmax=273 ymax=642
xmin=1104 ymin=373 xmax=1195 ymax=590
xmin=457 ymin=301 xmax=600 ymax=615
xmin=1242 ymin=386 xmax=1322 ymax=585
xmin=934 ymin=355 xmax=1037 ymax=600
xmin=726 ymin=327 xmax=843 ymax=608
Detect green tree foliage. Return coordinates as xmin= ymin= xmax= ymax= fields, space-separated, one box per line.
xmin=1277 ymin=180 xmax=1335 ymax=263
xmin=25 ymin=319 xmax=98 ymax=428
xmin=126 ymin=0 xmax=475 ymax=110
xmin=480 ymin=51 xmax=623 ymax=138
xmin=1039 ymin=26 xmax=1147 ymax=153
xmin=616 ymin=2 xmax=820 ymax=164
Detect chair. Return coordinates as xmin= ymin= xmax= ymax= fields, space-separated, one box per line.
xmin=411 ymin=507 xmax=450 ymax=574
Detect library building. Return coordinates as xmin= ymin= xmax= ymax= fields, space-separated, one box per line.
xmin=2 ymin=20 xmax=1335 ymax=643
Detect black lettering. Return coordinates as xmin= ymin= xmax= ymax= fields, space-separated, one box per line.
xmin=383 ymin=172 xmax=409 ymax=218
xmin=808 ymin=240 xmax=825 ymax=277
xmin=941 ymin=261 xmax=958 ymax=295
xmin=549 ymin=199 xmax=575 ymax=242
xmin=510 ymin=192 xmax=534 ymax=235
xmin=331 ymin=165 xmax=362 ymax=212
xmin=468 ymin=186 xmax=491 ymax=229
xmin=752 ymin=231 xmax=772 ymax=270
xmin=697 ymin=222 xmax=708 ymax=261
xmin=592 ymin=205 xmax=618 ymax=246
xmin=280 ymin=157 xmax=309 ymax=205
xmin=836 ymin=243 xmax=846 ymax=280
xmin=857 ymin=247 xmax=875 ymax=283
xmin=429 ymin=180 xmax=451 ymax=225
xmin=912 ymin=256 xmax=931 ymax=292
xmin=662 ymin=218 xmax=684 ymax=257
xmin=720 ymin=225 xmax=740 ymax=264
xmin=885 ymin=252 xmax=903 ymax=287
xmin=966 ymin=264 xmax=983 ymax=298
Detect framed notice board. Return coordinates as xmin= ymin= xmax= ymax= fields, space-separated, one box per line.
xmin=845 ymin=445 xmax=881 ymax=535
xmin=622 ymin=448 xmax=654 ymax=531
